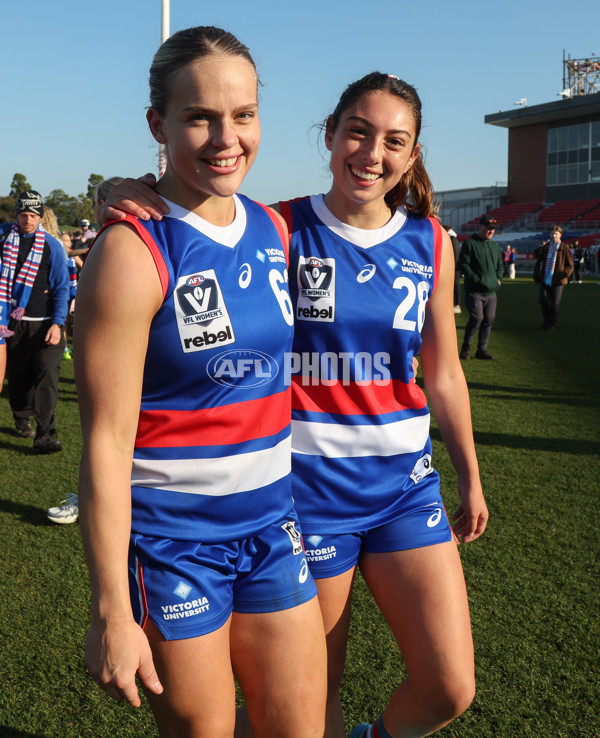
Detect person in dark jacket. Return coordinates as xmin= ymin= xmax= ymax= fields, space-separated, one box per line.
xmin=443 ymin=223 xmax=462 ymax=313
xmin=458 ymin=214 xmax=503 ymax=360
xmin=533 ymin=225 xmax=573 ymax=331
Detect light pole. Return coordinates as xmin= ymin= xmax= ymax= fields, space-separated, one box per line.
xmin=162 ymin=0 xmax=170 ymax=42
xmin=158 ymin=0 xmax=170 ymax=176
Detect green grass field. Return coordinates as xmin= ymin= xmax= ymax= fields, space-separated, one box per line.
xmin=1 ymin=276 xmax=599 ymax=737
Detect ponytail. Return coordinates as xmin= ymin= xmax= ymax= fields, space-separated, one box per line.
xmin=386 ymin=152 xmax=434 ymax=219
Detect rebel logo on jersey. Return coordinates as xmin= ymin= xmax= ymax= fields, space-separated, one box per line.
xmin=296 ymin=255 xmax=336 ymax=322
xmin=174 ymin=269 xmax=235 ymax=352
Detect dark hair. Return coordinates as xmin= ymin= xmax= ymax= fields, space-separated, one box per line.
xmin=149 ymin=26 xmax=257 ymax=116
xmin=327 ymin=72 xmax=434 ymax=218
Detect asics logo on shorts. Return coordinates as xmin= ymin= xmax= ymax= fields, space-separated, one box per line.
xmin=299 ymin=558 xmax=309 ymax=584
xmin=426 ymin=507 xmax=442 ymax=528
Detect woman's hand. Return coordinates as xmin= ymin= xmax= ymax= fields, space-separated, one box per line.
xmin=85 ymin=619 xmax=163 ymax=707
xmin=102 ymin=173 xmax=170 ymax=223
xmin=451 ymin=482 xmax=488 ymax=543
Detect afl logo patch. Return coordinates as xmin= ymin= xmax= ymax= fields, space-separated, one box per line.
xmin=296 ymin=255 xmax=336 ymax=322
xmin=174 ymin=269 xmax=235 ymax=352
xmin=186 ymin=274 xmax=204 ymax=287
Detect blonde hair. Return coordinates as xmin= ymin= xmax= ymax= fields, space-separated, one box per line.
xmin=40 ymin=207 xmax=61 ymax=239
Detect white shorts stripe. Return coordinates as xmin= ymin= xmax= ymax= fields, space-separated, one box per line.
xmin=131 ymin=437 xmax=291 ymax=496
xmin=291 ymin=414 xmax=430 ymax=458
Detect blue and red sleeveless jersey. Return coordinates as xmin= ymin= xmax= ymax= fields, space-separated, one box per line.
xmin=119 ymin=194 xmax=295 ymax=542
xmin=280 ymin=194 xmax=444 ymax=533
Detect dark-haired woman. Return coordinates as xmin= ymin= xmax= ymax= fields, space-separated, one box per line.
xmin=277 ymin=72 xmax=488 ymax=738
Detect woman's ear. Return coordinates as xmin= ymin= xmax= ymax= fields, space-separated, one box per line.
xmin=324 ymin=116 xmax=335 ymax=152
xmin=147 ymin=107 xmax=167 ymax=144
xmin=405 ymin=142 xmax=421 ymax=174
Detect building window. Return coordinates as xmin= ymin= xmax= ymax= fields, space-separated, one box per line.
xmin=547 ymin=121 xmax=598 ymax=186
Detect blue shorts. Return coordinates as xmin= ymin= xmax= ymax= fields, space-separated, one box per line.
xmin=129 ymin=512 xmax=317 ymax=640
xmin=302 ymin=497 xmax=454 ymax=579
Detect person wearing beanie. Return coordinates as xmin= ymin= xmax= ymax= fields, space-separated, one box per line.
xmin=0 ymin=190 xmax=69 ymax=452
xmin=458 ymin=214 xmax=503 ymax=360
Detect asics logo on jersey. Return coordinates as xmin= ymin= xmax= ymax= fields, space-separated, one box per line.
xmin=357 ymin=263 xmax=377 ymax=283
xmin=207 ymin=349 xmax=278 ymax=388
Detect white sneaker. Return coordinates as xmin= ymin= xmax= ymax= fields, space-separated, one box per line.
xmin=46 ymin=493 xmax=79 ymax=524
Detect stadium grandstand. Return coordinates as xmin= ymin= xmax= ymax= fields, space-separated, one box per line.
xmin=436 ymin=52 xmax=600 ymax=270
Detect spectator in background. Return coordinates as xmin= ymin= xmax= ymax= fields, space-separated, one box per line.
xmin=572 ymin=240 xmax=584 ymax=283
xmin=503 ymin=244 xmax=516 ymax=279
xmin=0 ymin=191 xmax=69 ymax=452
xmin=533 ymin=225 xmax=573 ymax=331
xmin=443 ymin=223 xmax=462 ymax=313
xmin=458 ymin=214 xmax=503 ymax=360
xmin=0 ymin=333 xmax=5 ymax=393
xmin=70 ymin=219 xmax=96 ymax=257
xmin=79 ymin=218 xmax=97 ymax=242
xmin=93 ymin=177 xmax=124 ymax=235
xmin=40 ymin=208 xmax=76 ymax=361
xmin=503 ymin=244 xmax=511 ymax=278
xmin=0 ymin=254 xmax=4 ymax=393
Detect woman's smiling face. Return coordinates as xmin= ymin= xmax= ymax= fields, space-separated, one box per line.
xmin=325 ymin=90 xmax=420 ymax=211
xmin=147 ymin=53 xmax=260 ymax=211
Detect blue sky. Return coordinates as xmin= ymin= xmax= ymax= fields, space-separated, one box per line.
xmin=2 ymin=0 xmax=599 ymax=207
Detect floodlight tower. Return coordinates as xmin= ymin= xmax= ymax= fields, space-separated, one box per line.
xmin=562 ymin=50 xmax=600 ymax=97
xmin=158 ymin=0 xmax=171 ymax=176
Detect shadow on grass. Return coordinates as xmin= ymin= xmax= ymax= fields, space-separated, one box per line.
xmin=0 ymin=496 xmax=53 ymax=526
xmin=465 ymin=382 xmax=595 ymax=409
xmin=0 ymin=729 xmax=46 ymax=738
xmin=465 ymin=382 xmax=574 ymax=397
xmin=58 ymin=375 xmax=79 ymax=404
xmin=0 ymin=432 xmax=38 ymax=455
xmin=431 ymin=427 xmax=599 ymax=455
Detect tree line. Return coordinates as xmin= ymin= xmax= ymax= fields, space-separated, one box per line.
xmin=0 ymin=172 xmax=104 ymax=227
